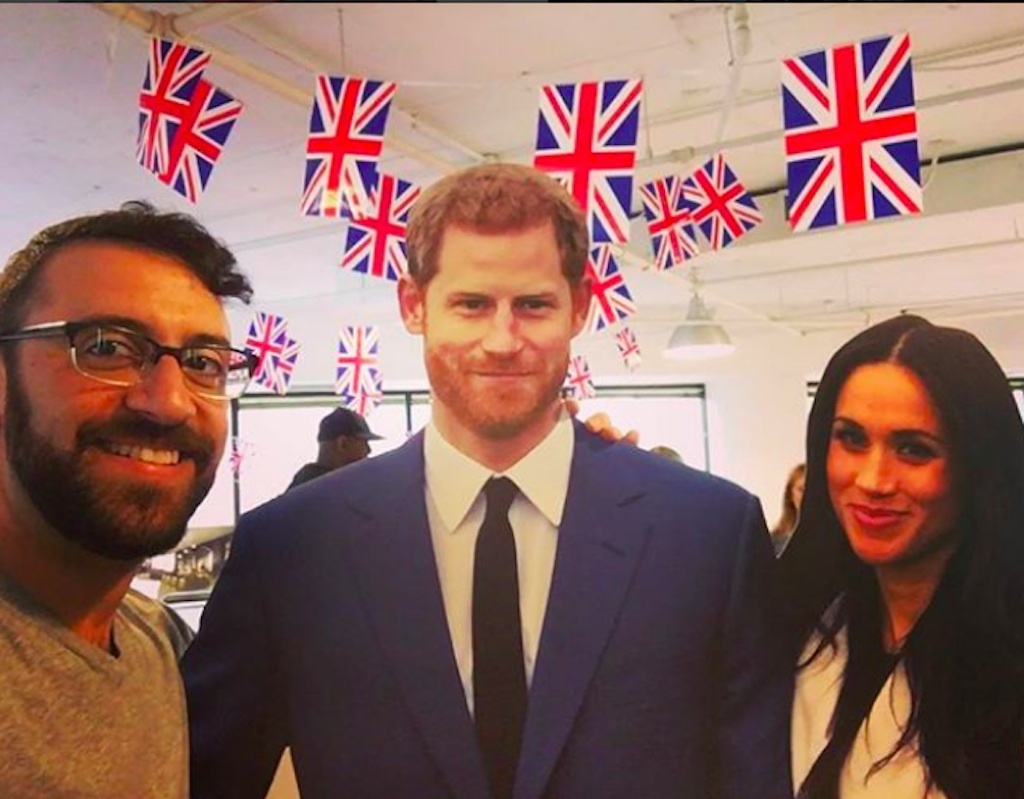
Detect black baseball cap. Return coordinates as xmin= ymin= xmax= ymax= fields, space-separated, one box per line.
xmin=317 ymin=407 xmax=383 ymax=442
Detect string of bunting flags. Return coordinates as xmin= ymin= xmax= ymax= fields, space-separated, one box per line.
xmin=135 ymin=30 xmax=921 ymax=405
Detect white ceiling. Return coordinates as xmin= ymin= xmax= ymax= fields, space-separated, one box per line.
xmin=2 ymin=2 xmax=1024 ymax=354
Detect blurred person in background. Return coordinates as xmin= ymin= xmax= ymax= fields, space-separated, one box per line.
xmin=770 ymin=462 xmax=806 ymax=557
xmin=286 ymin=406 xmax=382 ymax=491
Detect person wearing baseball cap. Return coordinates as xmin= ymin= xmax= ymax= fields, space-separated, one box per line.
xmin=285 ymin=407 xmax=383 ymax=491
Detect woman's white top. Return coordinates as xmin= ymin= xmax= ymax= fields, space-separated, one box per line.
xmin=791 ymin=624 xmax=947 ymax=798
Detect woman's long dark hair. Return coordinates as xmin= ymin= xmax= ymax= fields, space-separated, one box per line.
xmin=779 ymin=314 xmax=1024 ymax=799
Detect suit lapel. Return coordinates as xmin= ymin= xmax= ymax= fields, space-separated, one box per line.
xmin=342 ymin=435 xmax=490 ymax=799
xmin=516 ymin=427 xmax=650 ymax=799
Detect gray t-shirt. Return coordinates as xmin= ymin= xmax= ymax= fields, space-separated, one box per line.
xmin=0 ymin=569 xmax=193 ymax=799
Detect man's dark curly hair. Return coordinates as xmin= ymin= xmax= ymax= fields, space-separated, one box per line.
xmin=0 ymin=200 xmax=253 ymax=331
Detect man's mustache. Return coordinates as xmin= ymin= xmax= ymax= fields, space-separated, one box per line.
xmin=76 ymin=415 xmax=217 ymax=472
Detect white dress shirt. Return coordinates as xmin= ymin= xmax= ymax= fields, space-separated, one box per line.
xmin=423 ymin=411 xmax=573 ymax=716
xmin=792 ymin=622 xmax=947 ymax=798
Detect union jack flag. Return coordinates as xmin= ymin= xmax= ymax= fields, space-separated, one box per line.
xmin=639 ymin=175 xmax=699 ymax=270
xmin=341 ymin=368 xmax=383 ymax=418
xmin=681 ymin=153 xmax=763 ymax=250
xmin=137 ymin=38 xmax=211 ymax=176
xmin=302 ymin=75 xmax=396 ymax=220
xmin=158 ymin=78 xmax=243 ymax=203
xmin=229 ymin=437 xmax=254 ymax=478
xmin=781 ymin=32 xmax=921 ymax=231
xmin=533 ymin=79 xmax=643 ymax=244
xmin=244 ymin=312 xmax=300 ymax=395
xmin=335 ymin=325 xmax=380 ymax=403
xmin=341 ymin=173 xmax=421 ymax=282
xmin=564 ymin=354 xmax=596 ymax=400
xmin=583 ymin=246 xmax=636 ymax=334
xmin=614 ymin=326 xmax=642 ymax=372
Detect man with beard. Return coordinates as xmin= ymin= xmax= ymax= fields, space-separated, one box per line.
xmin=183 ymin=164 xmax=791 ymax=799
xmin=0 ymin=201 xmax=253 ymax=798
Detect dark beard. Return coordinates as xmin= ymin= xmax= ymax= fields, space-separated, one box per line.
xmin=4 ymin=365 xmax=218 ymax=561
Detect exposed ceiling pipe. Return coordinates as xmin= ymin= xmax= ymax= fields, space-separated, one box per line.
xmin=90 ymin=2 xmax=459 ymax=172
xmin=168 ymin=4 xmax=271 ymax=36
xmin=214 ymin=10 xmax=489 ymax=165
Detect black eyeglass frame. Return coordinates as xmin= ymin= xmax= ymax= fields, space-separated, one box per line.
xmin=0 ymin=320 xmax=258 ymax=401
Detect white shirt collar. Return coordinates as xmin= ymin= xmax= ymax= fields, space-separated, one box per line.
xmin=424 ymin=410 xmax=574 ymax=531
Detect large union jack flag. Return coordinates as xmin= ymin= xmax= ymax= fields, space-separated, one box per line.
xmin=564 ymin=354 xmax=596 ymax=400
xmin=137 ymin=38 xmax=211 ymax=176
xmin=302 ymin=75 xmax=396 ymax=220
xmin=533 ymin=79 xmax=643 ymax=244
xmin=639 ymin=175 xmax=699 ymax=270
xmin=335 ymin=325 xmax=381 ymax=404
xmin=614 ymin=326 xmax=642 ymax=372
xmin=583 ymin=246 xmax=636 ymax=334
xmin=158 ymin=78 xmax=243 ymax=203
xmin=781 ymin=32 xmax=921 ymax=232
xmin=341 ymin=173 xmax=421 ymax=282
xmin=681 ymin=153 xmax=763 ymax=250
xmin=244 ymin=312 xmax=300 ymax=395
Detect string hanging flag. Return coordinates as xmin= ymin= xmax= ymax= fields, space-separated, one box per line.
xmin=583 ymin=246 xmax=637 ymax=334
xmin=158 ymin=78 xmax=243 ymax=203
xmin=533 ymin=79 xmax=643 ymax=245
xmin=639 ymin=175 xmax=699 ymax=270
xmin=335 ymin=325 xmax=381 ymax=409
xmin=341 ymin=173 xmax=421 ymax=282
xmin=302 ymin=75 xmax=396 ymax=219
xmin=136 ymin=38 xmax=211 ymax=177
xmin=244 ymin=311 xmax=301 ymax=396
xmin=614 ymin=326 xmax=642 ymax=372
xmin=564 ymin=354 xmax=597 ymax=400
xmin=681 ymin=152 xmax=763 ymax=250
xmin=781 ymin=32 xmax=922 ymax=232
xmin=341 ymin=367 xmax=383 ymax=418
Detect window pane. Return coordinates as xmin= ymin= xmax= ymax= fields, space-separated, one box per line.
xmin=189 ymin=414 xmax=237 ymax=527
xmin=569 ymin=388 xmax=707 ymax=470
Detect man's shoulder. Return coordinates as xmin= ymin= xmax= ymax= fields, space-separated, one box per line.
xmin=122 ymin=590 xmax=194 ymax=658
xmin=572 ymin=422 xmax=752 ymax=503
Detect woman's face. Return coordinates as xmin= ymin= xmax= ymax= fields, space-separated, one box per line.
xmin=826 ymin=362 xmax=961 ymax=581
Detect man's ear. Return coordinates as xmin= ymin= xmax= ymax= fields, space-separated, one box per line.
xmin=569 ymin=274 xmax=592 ymax=337
xmin=398 ymin=276 xmax=425 ymax=334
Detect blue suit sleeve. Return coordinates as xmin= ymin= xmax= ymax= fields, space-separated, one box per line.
xmin=712 ymin=495 xmax=794 ymax=799
xmin=180 ymin=519 xmax=288 ymax=798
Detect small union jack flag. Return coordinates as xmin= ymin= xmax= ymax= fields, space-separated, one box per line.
xmin=564 ymin=354 xmax=596 ymax=400
xmin=335 ymin=325 xmax=380 ymax=402
xmin=614 ymin=326 xmax=642 ymax=372
xmin=639 ymin=175 xmax=699 ymax=270
xmin=341 ymin=368 xmax=383 ymax=418
xmin=682 ymin=153 xmax=763 ymax=250
xmin=533 ymin=79 xmax=643 ymax=244
xmin=781 ymin=32 xmax=922 ymax=232
xmin=158 ymin=78 xmax=243 ymax=203
xmin=244 ymin=312 xmax=300 ymax=395
xmin=583 ymin=246 xmax=637 ymax=334
xmin=229 ymin=437 xmax=255 ymax=478
xmin=137 ymin=38 xmax=211 ymax=176
xmin=341 ymin=173 xmax=421 ymax=282
xmin=302 ymin=75 xmax=396 ymax=220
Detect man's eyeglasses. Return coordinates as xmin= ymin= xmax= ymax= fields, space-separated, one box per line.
xmin=0 ymin=320 xmax=258 ymax=401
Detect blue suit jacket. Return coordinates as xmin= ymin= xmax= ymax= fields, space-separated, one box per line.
xmin=183 ymin=423 xmax=792 ymax=799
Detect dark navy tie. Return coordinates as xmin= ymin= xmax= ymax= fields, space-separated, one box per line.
xmin=473 ymin=477 xmax=526 ymax=799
